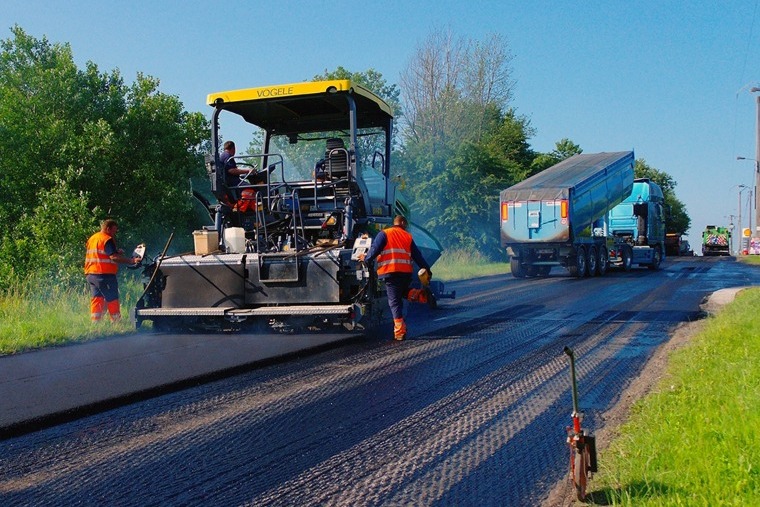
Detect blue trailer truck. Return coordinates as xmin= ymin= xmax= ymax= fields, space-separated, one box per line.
xmin=499 ymin=152 xmax=665 ymax=278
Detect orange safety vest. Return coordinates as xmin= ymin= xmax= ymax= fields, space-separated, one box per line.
xmin=84 ymin=231 xmax=118 ymax=275
xmin=376 ymin=226 xmax=414 ymax=276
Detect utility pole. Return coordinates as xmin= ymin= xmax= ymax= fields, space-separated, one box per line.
xmin=752 ymin=87 xmax=760 ymax=236
xmin=748 ymin=188 xmax=755 ymax=254
xmin=739 ymin=186 xmax=743 ymax=254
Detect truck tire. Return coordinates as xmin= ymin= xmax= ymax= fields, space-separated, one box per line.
xmin=587 ymin=245 xmax=598 ymax=277
xmin=648 ymin=246 xmax=662 ymax=270
xmin=621 ymin=245 xmax=632 ymax=272
xmin=510 ymin=257 xmax=526 ymax=278
xmin=568 ymin=246 xmax=588 ymax=278
xmin=597 ymin=246 xmax=609 ymax=276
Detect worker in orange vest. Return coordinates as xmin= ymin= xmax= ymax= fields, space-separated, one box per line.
xmin=84 ymin=219 xmax=141 ymax=322
xmin=359 ymin=215 xmax=433 ymax=341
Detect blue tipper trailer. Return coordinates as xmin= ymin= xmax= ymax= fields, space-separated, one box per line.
xmin=499 ymin=151 xmax=635 ymax=278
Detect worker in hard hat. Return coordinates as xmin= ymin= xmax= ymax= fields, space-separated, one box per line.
xmin=84 ymin=219 xmax=141 ymax=322
xmin=359 ymin=215 xmax=433 ymax=341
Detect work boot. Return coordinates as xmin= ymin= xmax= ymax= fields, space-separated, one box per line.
xmin=393 ymin=318 xmax=407 ymax=340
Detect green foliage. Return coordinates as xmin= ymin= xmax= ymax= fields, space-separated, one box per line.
xmin=3 ymin=178 xmax=100 ymax=288
xmin=530 ymin=138 xmax=583 ymax=175
xmin=0 ymin=276 xmax=142 ymax=354
xmin=398 ymin=32 xmax=532 ymax=259
xmin=0 ymin=26 xmax=210 ymax=289
xmin=399 ymin=105 xmax=536 ymax=257
xmin=432 ymin=248 xmax=509 ymax=281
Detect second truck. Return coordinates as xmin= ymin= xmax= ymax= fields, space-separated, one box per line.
xmin=701 ymin=225 xmax=731 ymax=256
xmin=499 ymin=151 xmax=666 ymax=278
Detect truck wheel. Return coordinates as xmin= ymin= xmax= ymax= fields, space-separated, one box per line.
xmin=649 ymin=246 xmax=662 ymax=270
xmin=622 ymin=246 xmax=632 ymax=272
xmin=597 ymin=246 xmax=609 ymax=276
xmin=569 ymin=246 xmax=588 ymax=278
xmin=587 ymin=245 xmax=598 ymax=277
xmin=510 ymin=257 xmax=526 ymax=278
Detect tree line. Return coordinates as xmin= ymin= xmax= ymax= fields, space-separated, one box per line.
xmin=0 ymin=26 xmax=209 ymax=291
xmin=0 ymin=26 xmax=690 ymax=292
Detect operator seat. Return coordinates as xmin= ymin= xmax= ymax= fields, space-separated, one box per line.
xmin=325 ymin=138 xmax=349 ymax=180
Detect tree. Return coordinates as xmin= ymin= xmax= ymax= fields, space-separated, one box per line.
xmin=400 ymin=30 xmax=515 ymax=177
xmin=0 ymin=26 xmax=209 ymax=289
xmin=398 ymin=29 xmax=523 ymax=258
xmin=529 ymin=138 xmax=583 ymax=175
xmin=400 ymin=107 xmax=535 ymax=258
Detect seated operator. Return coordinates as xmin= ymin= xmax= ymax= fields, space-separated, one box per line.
xmin=314 ymin=158 xmax=327 ymax=183
xmin=221 ymin=141 xmax=266 ymax=187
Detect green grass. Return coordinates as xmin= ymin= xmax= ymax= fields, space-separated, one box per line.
xmin=432 ymin=249 xmax=510 ymax=281
xmin=737 ymin=254 xmax=760 ymax=266
xmin=595 ymin=287 xmax=760 ymax=505
xmin=0 ymin=279 xmax=142 ymax=355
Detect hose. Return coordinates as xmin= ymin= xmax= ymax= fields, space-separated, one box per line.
xmin=137 ymin=230 xmax=175 ymax=303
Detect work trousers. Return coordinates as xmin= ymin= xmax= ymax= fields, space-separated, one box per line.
xmin=383 ymin=273 xmax=413 ymax=320
xmin=86 ymin=274 xmax=121 ymax=321
xmin=383 ymin=274 xmax=428 ymax=317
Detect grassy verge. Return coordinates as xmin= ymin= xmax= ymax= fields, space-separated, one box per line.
xmin=737 ymin=254 xmax=760 ymax=266
xmin=0 ymin=278 xmax=143 ymax=355
xmin=432 ymin=249 xmax=510 ymax=281
xmin=595 ymin=287 xmax=760 ymax=505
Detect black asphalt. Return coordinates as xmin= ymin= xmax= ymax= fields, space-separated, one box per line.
xmin=0 ymin=257 xmax=756 ymax=507
xmin=0 ymin=330 xmax=360 ymax=438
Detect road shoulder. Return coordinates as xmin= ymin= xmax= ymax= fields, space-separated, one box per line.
xmin=541 ymin=287 xmax=744 ymax=506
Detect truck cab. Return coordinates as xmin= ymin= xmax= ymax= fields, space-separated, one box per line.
xmin=607 ymin=178 xmax=666 ymax=270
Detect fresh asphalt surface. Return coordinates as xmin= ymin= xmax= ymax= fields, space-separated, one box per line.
xmin=0 ymin=256 xmax=758 ymax=506
xmin=0 ymin=330 xmax=361 ymax=435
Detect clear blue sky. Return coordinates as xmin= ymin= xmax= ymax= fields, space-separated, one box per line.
xmin=6 ymin=0 xmax=760 ymax=250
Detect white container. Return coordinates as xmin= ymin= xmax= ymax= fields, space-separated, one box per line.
xmin=224 ymin=227 xmax=247 ymax=253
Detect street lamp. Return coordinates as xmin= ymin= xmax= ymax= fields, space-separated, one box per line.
xmin=734 ymin=184 xmax=750 ymax=254
xmin=736 ymin=155 xmax=759 ymax=235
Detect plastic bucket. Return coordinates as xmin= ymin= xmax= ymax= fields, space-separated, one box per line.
xmin=224 ymin=227 xmax=246 ymax=253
